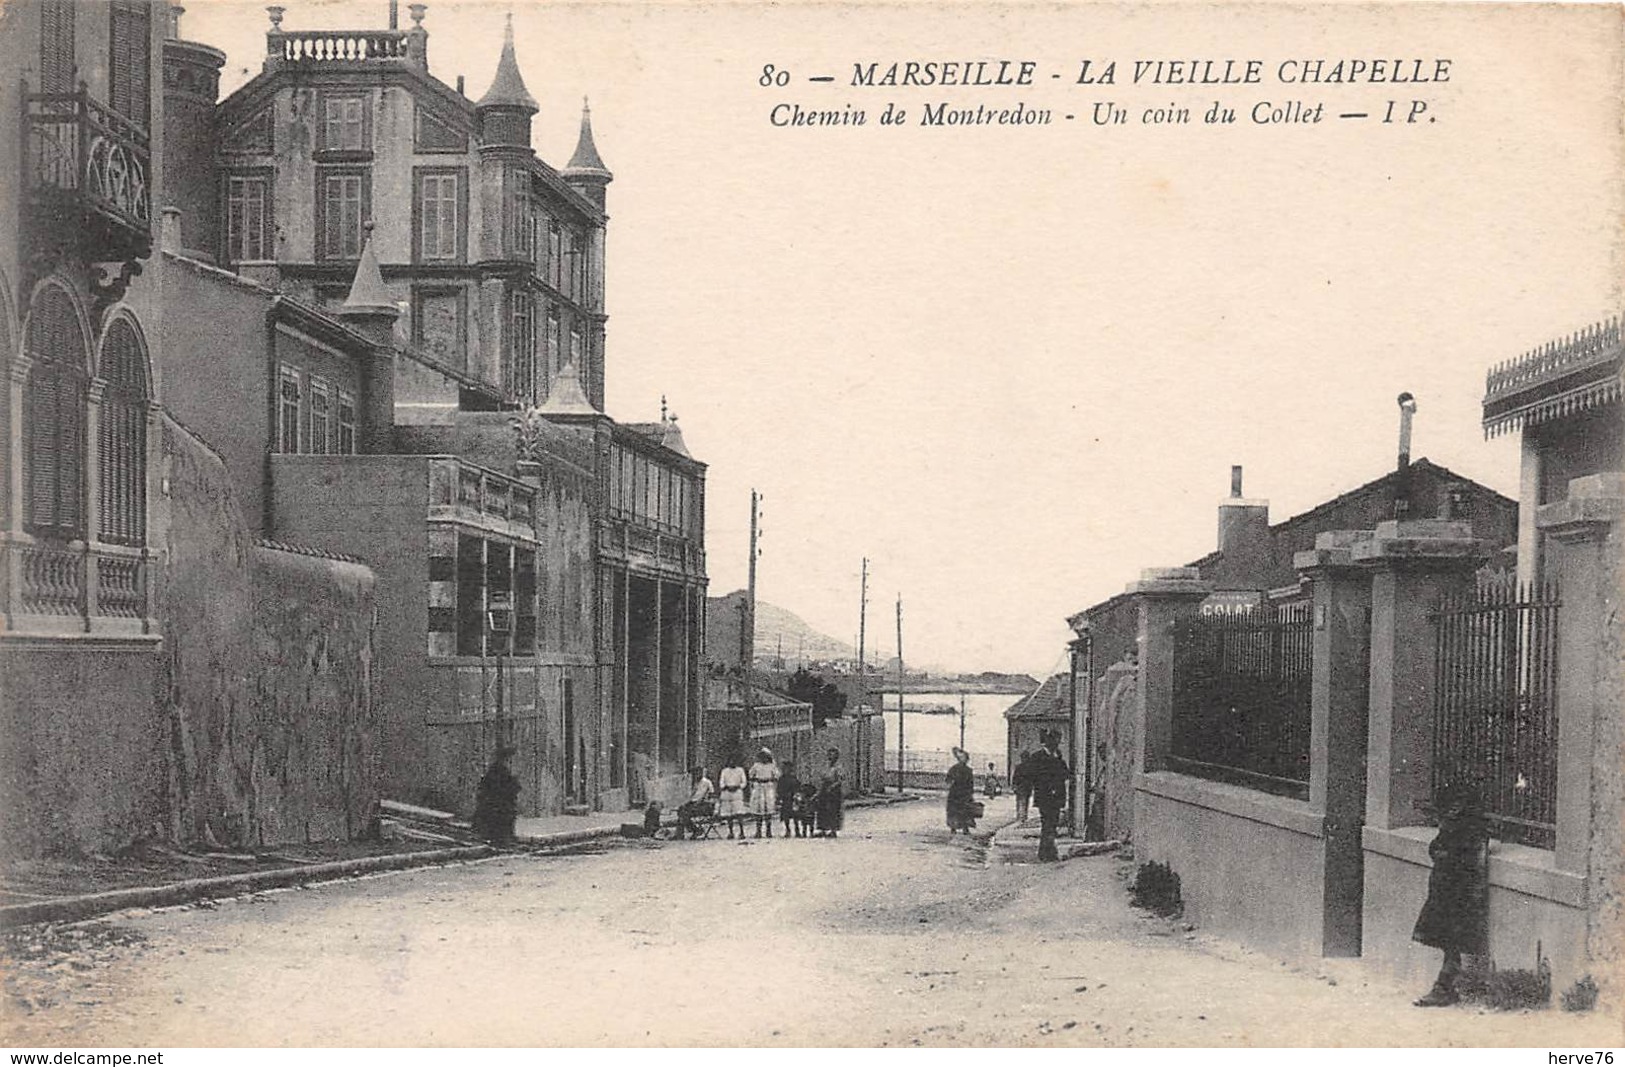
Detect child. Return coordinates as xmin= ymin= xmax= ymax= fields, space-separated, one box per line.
xmin=778 ymin=760 xmax=802 ymax=838
xmin=1412 ymin=780 xmax=1490 ymax=1006
xmin=797 ymin=779 xmax=819 ymax=838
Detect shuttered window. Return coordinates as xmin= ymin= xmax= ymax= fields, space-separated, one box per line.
xmin=417 ymin=171 xmax=460 ymax=261
xmin=277 ymin=365 xmax=301 ymax=453
xmin=336 ymin=391 xmax=357 ymax=455
xmin=39 ymin=0 xmax=75 ymax=94
xmin=226 ymin=176 xmax=269 ymax=262
xmin=308 ymin=377 xmax=332 ymax=455
xmin=509 ymin=290 xmax=536 ymax=404
xmin=317 ymin=170 xmax=368 ymax=260
xmin=323 ymin=96 xmax=367 ymax=152
xmin=24 ymin=287 xmax=88 ymax=538
xmin=109 ymin=0 xmax=151 ymax=128
xmin=97 ymin=318 xmax=148 ymax=546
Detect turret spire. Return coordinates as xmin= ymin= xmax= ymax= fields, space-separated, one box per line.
xmin=477 ymin=14 xmax=537 ymax=111
xmin=342 ymin=223 xmax=396 ymax=316
xmin=564 ymin=97 xmax=612 ymax=178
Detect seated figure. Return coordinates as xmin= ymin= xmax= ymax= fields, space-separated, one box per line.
xmin=676 ymin=766 xmax=716 ymax=840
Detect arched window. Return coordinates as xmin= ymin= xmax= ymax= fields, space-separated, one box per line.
xmin=98 ymin=317 xmax=148 ymax=545
xmin=23 ymin=286 xmax=88 ymax=539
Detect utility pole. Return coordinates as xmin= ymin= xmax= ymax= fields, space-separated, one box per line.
xmin=746 ymin=490 xmax=759 ymax=669
xmin=959 ymin=691 xmax=966 ymax=752
xmin=896 ymin=594 xmax=905 ymax=791
xmin=856 ymin=557 xmax=868 ymax=792
xmin=744 ymin=490 xmax=760 ymax=736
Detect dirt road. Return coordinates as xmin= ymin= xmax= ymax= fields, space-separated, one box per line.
xmin=2 ymin=797 xmax=1618 ymax=1046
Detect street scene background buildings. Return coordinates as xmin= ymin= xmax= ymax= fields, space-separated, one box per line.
xmin=0 ymin=0 xmax=1621 ymax=1047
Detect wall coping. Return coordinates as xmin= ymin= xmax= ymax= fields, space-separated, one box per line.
xmin=0 ymin=633 xmax=163 ymax=652
xmin=1136 ymin=770 xmax=1324 ymax=838
xmin=1361 ymin=825 xmax=1586 ymax=909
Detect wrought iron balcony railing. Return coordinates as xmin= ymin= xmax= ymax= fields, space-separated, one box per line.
xmin=24 ymin=87 xmax=152 ymax=262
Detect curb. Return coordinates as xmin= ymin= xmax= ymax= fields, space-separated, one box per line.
xmin=0 ymin=845 xmax=493 ymax=930
xmin=0 ymin=821 xmax=638 ymax=931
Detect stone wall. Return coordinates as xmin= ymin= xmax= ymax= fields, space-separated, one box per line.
xmin=154 ymin=418 xmax=378 ymax=848
xmin=0 ymin=417 xmax=378 ymax=857
xmin=1094 ymin=663 xmax=1139 ymax=842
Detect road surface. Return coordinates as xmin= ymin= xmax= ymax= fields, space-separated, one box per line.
xmin=2 ymin=797 xmax=1618 ymax=1046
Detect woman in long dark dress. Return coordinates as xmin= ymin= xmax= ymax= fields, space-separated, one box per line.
xmin=472 ymin=745 xmax=521 ymax=844
xmin=1412 ymin=781 xmax=1490 ymax=1006
xmin=945 ymin=747 xmax=978 ymax=833
xmin=815 ymin=747 xmax=845 ymax=838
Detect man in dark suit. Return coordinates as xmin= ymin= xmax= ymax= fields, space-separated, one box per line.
xmin=1029 ymin=729 xmax=1072 ymax=862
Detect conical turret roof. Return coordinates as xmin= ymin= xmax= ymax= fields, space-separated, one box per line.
xmin=659 ymin=414 xmax=691 ymax=459
xmin=564 ymin=98 xmax=612 ymax=179
xmin=537 ymin=360 xmax=597 ymax=416
xmin=341 ymin=228 xmax=397 ymax=318
xmin=477 ymin=16 xmax=537 ymax=111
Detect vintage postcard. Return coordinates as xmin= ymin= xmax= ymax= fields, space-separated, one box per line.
xmin=0 ymin=0 xmax=1621 ymax=1051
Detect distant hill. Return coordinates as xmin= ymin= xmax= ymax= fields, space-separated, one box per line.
xmin=705 ymin=591 xmax=853 ymax=670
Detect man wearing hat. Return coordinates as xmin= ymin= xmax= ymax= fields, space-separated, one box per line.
xmin=1028 ymin=729 xmax=1072 ymax=861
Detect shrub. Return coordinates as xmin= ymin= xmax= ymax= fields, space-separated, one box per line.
xmin=1459 ymin=958 xmax=1551 ymax=1011
xmin=1561 ymin=975 xmax=1599 ymax=1013
xmin=1130 ymin=860 xmax=1183 ymax=918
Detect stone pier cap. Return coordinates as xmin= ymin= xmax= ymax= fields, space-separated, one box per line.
xmin=1294 ymin=529 xmax=1374 ymax=572
xmin=1126 ymin=566 xmax=1214 ymax=596
xmin=1348 ymin=519 xmax=1495 ymax=566
xmin=1535 ymin=473 xmax=1625 ymax=534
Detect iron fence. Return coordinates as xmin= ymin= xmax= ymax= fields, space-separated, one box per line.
xmin=1170 ymin=601 xmax=1313 ymax=798
xmin=1431 ymin=579 xmax=1560 ymax=848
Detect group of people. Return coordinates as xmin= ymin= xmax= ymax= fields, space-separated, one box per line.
xmin=676 ymin=746 xmax=847 ymax=840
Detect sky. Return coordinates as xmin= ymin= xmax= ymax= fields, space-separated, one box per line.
xmin=183 ymin=1 xmax=1623 ymax=677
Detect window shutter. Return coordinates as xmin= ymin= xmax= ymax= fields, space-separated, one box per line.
xmin=57 ymin=374 xmax=84 ymax=533
xmin=24 ymin=288 xmax=88 ymax=538
xmin=40 ymin=0 xmax=75 ymax=94
xmin=98 ymin=321 xmax=148 ymax=545
xmin=109 ymin=1 xmax=151 ymax=128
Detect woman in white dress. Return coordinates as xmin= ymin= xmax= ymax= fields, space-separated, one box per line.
xmin=747 ymin=748 xmax=781 ymax=839
xmin=716 ymin=755 xmax=749 ymax=839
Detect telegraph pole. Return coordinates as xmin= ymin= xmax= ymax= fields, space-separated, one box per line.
xmin=959 ymin=691 xmax=967 ymax=752
xmin=743 ymin=490 xmax=760 ymax=735
xmin=856 ymin=557 xmax=868 ymax=792
xmin=746 ymin=490 xmax=759 ymax=669
xmin=895 ymin=594 xmax=905 ymax=791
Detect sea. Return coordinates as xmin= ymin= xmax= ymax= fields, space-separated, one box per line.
xmin=876 ymin=690 xmax=1029 ymax=776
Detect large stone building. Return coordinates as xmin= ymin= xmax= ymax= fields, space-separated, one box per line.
xmin=0 ymin=0 xmax=709 ymax=859
xmin=156 ymin=4 xmax=709 ymax=816
xmin=0 ymin=0 xmax=380 ymax=857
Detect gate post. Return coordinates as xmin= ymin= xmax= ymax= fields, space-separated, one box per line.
xmin=1352 ymin=520 xmax=1494 ymax=831
xmin=1128 ymin=567 xmax=1213 ymax=775
xmin=1534 ymin=474 xmax=1624 ymax=885
xmin=1297 ymin=530 xmax=1374 ymax=956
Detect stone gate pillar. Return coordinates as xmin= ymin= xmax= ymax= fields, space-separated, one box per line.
xmin=1534 ymin=473 xmax=1624 ymax=972
xmin=1297 ymin=530 xmax=1374 ymax=956
xmin=1128 ymin=567 xmax=1214 ymax=775
xmin=1353 ymin=519 xmax=1494 ymax=831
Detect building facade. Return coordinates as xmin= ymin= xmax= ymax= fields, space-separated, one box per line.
xmin=157 ymin=3 xmax=707 ymax=817
xmin=0 ymin=0 xmax=380 ymax=858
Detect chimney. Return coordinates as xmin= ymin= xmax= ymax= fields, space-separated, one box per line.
xmin=1395 ymin=392 xmax=1417 ymax=518
xmin=1217 ymin=464 xmax=1270 ymax=563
